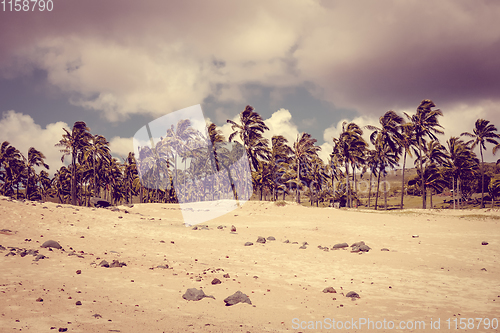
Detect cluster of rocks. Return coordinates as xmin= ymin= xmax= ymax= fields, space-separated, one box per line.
xmin=182 ymin=288 xmax=252 ymax=306
xmin=329 ymin=241 xmax=373 ymax=253
xmin=245 ymin=236 xmax=276 ymax=246
xmin=1 ymin=244 xmax=46 ymax=261
xmin=97 ymin=259 xmax=127 ymax=268
xmin=192 ymin=225 xmax=209 ymax=230
xmin=322 ymin=287 xmax=360 ymax=300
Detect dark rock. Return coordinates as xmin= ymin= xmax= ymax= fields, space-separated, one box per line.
xmin=482 ymin=241 xmax=488 ymax=245
xmin=76 ymin=301 xmax=82 ymax=305
xmin=192 ymin=226 xmax=198 ymax=230
xmin=323 ymin=287 xmax=336 ymax=293
xmin=34 ymin=254 xmax=46 ymax=260
xmin=182 ymin=288 xmax=215 ymax=301
xmin=332 ymin=243 xmax=349 ymax=249
xmin=0 ymin=245 xmax=5 ymax=251
xmin=223 ymin=290 xmax=252 ymax=306
xmin=41 ymin=240 xmax=62 ymax=249
xmin=99 ymin=260 xmax=109 ymax=267
xmin=381 ymin=248 xmax=390 ymax=251
xmin=76 ymin=270 xmax=81 ymax=274
xmin=292 ymin=242 xmax=298 ymax=244
xmin=256 ymin=236 xmax=266 ymax=244
xmin=211 ymin=278 xmax=222 ymax=285
xmin=223 ymin=273 xmax=230 ymax=278
xmin=350 ymin=241 xmax=365 ymax=248
xmin=58 ymin=328 xmax=67 ymax=332
xmin=156 ymin=265 xmax=169 ymax=269
xmin=346 ymin=291 xmax=360 ymax=298
xmin=303 ymin=241 xmax=309 ymax=246
xmin=283 ymin=239 xmax=290 ymax=243
xmin=359 ymin=244 xmax=371 ymax=252
xmin=299 ymin=245 xmax=307 ymax=249
xmin=56 ymin=205 xmax=63 ymax=208
xmin=481 ymin=268 xmax=487 ymax=271
xmin=36 ymin=297 xmax=43 ymax=302
xmin=244 ymin=242 xmax=253 ymax=246
xmin=109 ymin=260 xmax=127 ymax=268
xmin=217 ymin=225 xmax=224 ymax=229
xmin=267 ymin=236 xmax=276 ymax=241
xmin=231 ymin=225 xmax=236 ymax=232
xmin=200 ymin=225 xmax=209 ymax=230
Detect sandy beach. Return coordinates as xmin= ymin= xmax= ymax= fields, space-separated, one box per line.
xmin=1 ymin=196 xmax=499 ymax=332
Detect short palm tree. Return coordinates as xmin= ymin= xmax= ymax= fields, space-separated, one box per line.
xmin=461 ymin=119 xmax=500 ymax=208
xmin=292 ymin=132 xmax=321 ymax=204
xmin=332 ymin=122 xmax=367 ymax=207
xmin=24 ymin=147 xmax=49 ymax=200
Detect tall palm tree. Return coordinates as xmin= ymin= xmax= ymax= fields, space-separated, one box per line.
xmin=24 ymin=147 xmax=49 ymax=200
xmin=56 ymin=121 xmax=91 ymax=205
xmin=461 ymin=119 xmax=500 ymax=208
xmin=332 ymin=122 xmax=367 ymax=208
xmin=292 ymin=132 xmax=321 ymax=204
xmin=367 ymin=110 xmax=404 ymax=209
xmin=227 ymin=105 xmax=270 ymax=172
xmin=405 ymin=100 xmax=444 ymax=209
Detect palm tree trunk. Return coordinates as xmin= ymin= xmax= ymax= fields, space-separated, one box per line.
xmin=420 ymin=145 xmax=426 ymax=209
xmin=452 ymin=176 xmax=456 ymax=210
xmin=375 ymin=168 xmax=382 ymax=210
xmin=296 ymin=162 xmax=301 ymax=204
xmin=353 ymin=163 xmax=357 ymax=203
xmin=480 ymin=146 xmax=484 ymax=208
xmin=345 ymin=162 xmax=350 ymax=208
xmin=368 ymin=172 xmax=372 ymax=208
xmin=71 ymin=152 xmax=77 ymax=206
xmin=430 ymin=188 xmax=433 ymax=209
xmin=400 ymin=150 xmax=407 ymax=209
xmin=384 ymin=175 xmax=387 ymax=210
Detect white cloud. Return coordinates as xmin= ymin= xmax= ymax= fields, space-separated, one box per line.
xmin=0 ymin=110 xmax=68 ymax=175
xmin=109 ymin=136 xmax=134 ymax=160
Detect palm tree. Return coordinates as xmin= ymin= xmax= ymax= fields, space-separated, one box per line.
xmin=227 ymin=105 xmax=270 ymax=172
xmin=461 ymin=119 xmax=500 ymax=208
xmin=269 ymin=135 xmax=293 ymax=201
xmin=292 ymin=132 xmax=321 ymax=204
xmin=367 ymin=110 xmax=404 ymax=209
xmin=24 ymin=147 xmax=49 ymax=200
xmin=56 ymin=121 xmax=91 ymax=205
xmin=0 ymin=141 xmax=22 ymax=196
xmin=405 ymin=100 xmax=444 ymax=209
xmin=421 ymin=140 xmax=449 ymax=208
xmin=332 ymin=122 xmax=367 ymax=208
xmin=84 ymin=134 xmax=111 ymax=198
xmin=445 ymin=137 xmax=478 ymax=209
xmin=399 ymin=122 xmax=417 ymax=209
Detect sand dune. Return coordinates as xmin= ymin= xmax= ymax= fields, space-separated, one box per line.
xmin=1 ymin=196 xmax=499 ymax=332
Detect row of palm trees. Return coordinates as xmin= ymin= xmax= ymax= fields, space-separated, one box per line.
xmin=1 ymin=100 xmax=500 ymax=209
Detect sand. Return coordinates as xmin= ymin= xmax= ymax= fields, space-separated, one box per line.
xmin=0 ymin=196 xmax=499 ymax=332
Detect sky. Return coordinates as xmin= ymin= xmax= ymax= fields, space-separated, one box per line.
xmin=1 ymin=0 xmax=500 ymax=175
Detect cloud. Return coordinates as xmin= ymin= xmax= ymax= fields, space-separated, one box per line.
xmin=0 ymin=110 xmax=68 ymax=175
xmin=109 ymin=136 xmax=134 ymax=160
